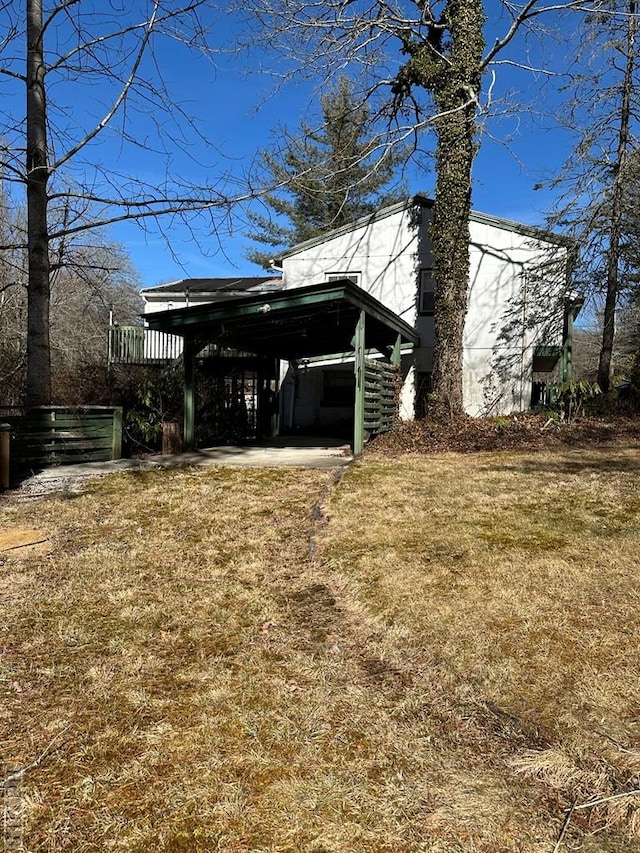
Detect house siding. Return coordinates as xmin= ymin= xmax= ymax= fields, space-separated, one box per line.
xmin=279 ymin=202 xmax=568 ymax=417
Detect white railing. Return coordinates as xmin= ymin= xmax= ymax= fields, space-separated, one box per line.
xmin=108 ymin=325 xmax=183 ymax=366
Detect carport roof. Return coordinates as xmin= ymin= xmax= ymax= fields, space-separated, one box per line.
xmin=146 ymin=279 xmax=419 ymax=361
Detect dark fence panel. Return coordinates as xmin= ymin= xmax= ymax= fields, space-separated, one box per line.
xmin=0 ymin=406 xmax=123 ymax=484
xmin=363 ymin=360 xmax=400 ymax=435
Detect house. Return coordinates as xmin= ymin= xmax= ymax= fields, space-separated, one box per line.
xmin=140 ymin=195 xmax=579 ymax=451
xmin=126 ymin=277 xmax=282 ymax=365
xmin=271 ymin=193 xmax=579 ymax=422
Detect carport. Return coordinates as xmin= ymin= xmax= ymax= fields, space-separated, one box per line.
xmin=146 ymin=279 xmax=419 ymax=454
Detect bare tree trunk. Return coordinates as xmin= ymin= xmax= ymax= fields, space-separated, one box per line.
xmin=597 ymin=0 xmax=636 ymax=394
xmin=25 ymin=0 xmax=51 ymax=406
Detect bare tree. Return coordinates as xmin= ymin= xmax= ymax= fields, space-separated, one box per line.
xmin=241 ymin=0 xmax=588 ymax=416
xmin=0 ymin=0 xmax=248 ymax=406
xmin=597 ymin=1 xmax=637 ymax=392
xmin=0 ymin=178 xmax=142 ymax=405
xmin=48 ymin=242 xmax=143 ymax=403
xmin=542 ymin=0 xmax=640 ymax=393
xmin=0 ymin=181 xmax=27 ymax=404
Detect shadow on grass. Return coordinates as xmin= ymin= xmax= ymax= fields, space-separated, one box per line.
xmin=489 ymin=448 xmax=640 ymax=476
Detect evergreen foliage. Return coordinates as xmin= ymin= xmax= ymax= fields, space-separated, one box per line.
xmin=246 ymin=78 xmax=406 ymax=268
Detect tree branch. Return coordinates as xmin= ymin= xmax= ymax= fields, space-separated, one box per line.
xmin=51 ymin=3 xmax=161 ymax=172
xmin=482 ymin=0 xmax=590 ymax=69
xmin=41 ymin=0 xmax=81 ymax=38
xmin=0 ymin=67 xmax=26 ymax=82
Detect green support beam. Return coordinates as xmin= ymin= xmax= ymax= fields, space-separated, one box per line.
xmin=353 ymin=310 xmax=366 ymax=455
xmin=183 ymin=338 xmax=196 ymax=451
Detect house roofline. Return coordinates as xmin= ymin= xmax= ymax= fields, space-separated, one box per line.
xmin=273 ymin=193 xmax=574 ymax=264
xmin=141 ymin=276 xmax=283 ymax=297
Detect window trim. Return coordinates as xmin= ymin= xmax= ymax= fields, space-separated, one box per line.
xmin=325 ymin=272 xmax=361 ymax=286
xmin=418 ymin=269 xmax=435 ymax=316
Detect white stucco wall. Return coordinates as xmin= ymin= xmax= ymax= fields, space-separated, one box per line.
xmin=280 ymin=204 xmax=422 ymax=323
xmin=278 ymin=201 xmax=569 ymax=418
xmin=143 ymin=294 xmax=210 ymax=314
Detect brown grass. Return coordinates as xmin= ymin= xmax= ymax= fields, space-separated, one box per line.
xmin=1 ymin=449 xmax=640 ymax=851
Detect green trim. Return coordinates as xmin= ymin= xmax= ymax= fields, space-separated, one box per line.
xmin=353 ymin=310 xmax=366 ymax=456
xmin=147 ymin=280 xmax=419 ymax=346
xmin=111 ymin=408 xmax=123 ymax=460
xmin=563 ymin=307 xmax=575 ymax=382
xmin=391 ymin=334 xmax=402 ymax=367
xmin=561 ymin=296 xmax=583 ymax=382
xmin=301 ymin=342 xmax=414 ymax=366
xmin=533 ymin=345 xmax=563 ymax=374
xmin=183 ymin=339 xmax=196 ymax=452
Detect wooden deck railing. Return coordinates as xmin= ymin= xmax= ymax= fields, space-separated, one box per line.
xmin=108 ymin=325 xmax=183 ymax=366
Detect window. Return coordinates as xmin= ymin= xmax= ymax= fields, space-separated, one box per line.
xmin=418 ymin=269 xmax=435 ymax=316
xmin=326 ymin=272 xmax=361 ymax=285
xmin=322 ymin=370 xmax=355 ymax=406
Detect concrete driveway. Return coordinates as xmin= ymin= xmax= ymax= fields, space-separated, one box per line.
xmin=6 ymin=437 xmax=353 ymax=498
xmin=174 ymin=436 xmax=353 ymax=469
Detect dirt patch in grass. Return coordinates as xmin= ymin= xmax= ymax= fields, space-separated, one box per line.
xmin=2 ymin=453 xmax=639 ymax=851
xmin=0 ymin=528 xmax=50 ymax=552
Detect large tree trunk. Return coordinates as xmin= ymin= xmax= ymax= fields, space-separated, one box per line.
xmin=413 ymin=0 xmax=485 ymax=418
xmin=430 ymin=106 xmax=477 ymax=418
xmin=25 ymin=0 xmax=51 ymax=407
xmin=597 ymin=0 xmax=636 ymax=394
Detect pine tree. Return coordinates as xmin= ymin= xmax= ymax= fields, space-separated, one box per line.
xmin=246 ymin=78 xmax=406 ymax=268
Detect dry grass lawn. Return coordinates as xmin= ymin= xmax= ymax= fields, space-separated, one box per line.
xmin=1 ymin=447 xmax=640 ymax=852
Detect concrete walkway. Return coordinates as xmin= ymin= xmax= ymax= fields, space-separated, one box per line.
xmin=5 ymin=437 xmax=353 ymax=498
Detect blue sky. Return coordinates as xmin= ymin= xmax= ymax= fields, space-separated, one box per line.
xmin=1 ymin=1 xmax=582 ymax=290
xmin=116 ymin=89 xmax=572 ymax=290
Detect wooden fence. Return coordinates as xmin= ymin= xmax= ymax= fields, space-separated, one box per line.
xmin=0 ymin=406 xmax=123 ymax=487
xmin=363 ymin=359 xmax=400 ymax=436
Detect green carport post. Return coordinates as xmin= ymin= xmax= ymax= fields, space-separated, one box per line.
xmin=353 ymin=309 xmax=366 ymax=455
xmin=183 ymin=337 xmax=196 ymax=452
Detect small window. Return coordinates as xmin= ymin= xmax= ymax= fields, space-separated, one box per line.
xmin=419 ymin=269 xmax=435 ymax=316
xmin=326 ymin=272 xmax=361 ymax=285
xmin=322 ymin=370 xmax=355 ymax=406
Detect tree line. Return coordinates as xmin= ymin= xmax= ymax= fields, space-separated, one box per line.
xmin=0 ymin=182 xmax=141 ymax=406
